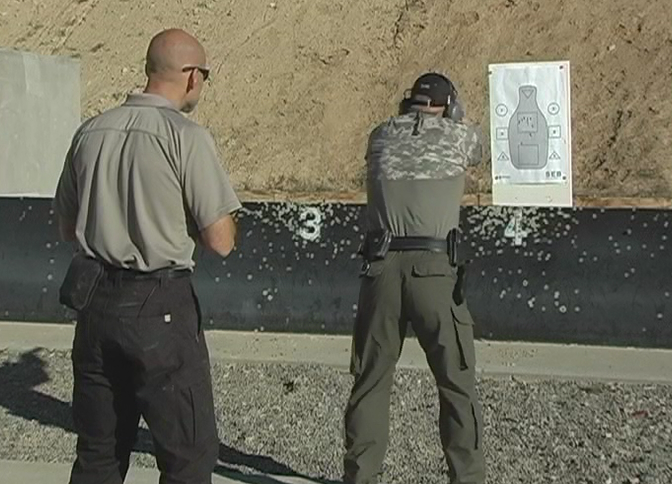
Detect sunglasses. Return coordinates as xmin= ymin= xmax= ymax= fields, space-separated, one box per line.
xmin=182 ymin=65 xmax=210 ymax=82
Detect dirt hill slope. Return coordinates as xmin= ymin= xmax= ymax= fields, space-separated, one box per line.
xmin=1 ymin=0 xmax=670 ymax=199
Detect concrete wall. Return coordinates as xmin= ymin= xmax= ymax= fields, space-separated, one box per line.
xmin=0 ymin=49 xmax=80 ymax=198
xmin=1 ymin=198 xmax=670 ymax=349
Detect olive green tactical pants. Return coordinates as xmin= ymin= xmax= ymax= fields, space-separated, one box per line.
xmin=343 ymin=252 xmax=485 ymax=484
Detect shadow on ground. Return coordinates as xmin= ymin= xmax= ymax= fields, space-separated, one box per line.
xmin=0 ymin=348 xmax=339 ymax=484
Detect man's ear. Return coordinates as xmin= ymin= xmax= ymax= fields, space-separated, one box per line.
xmin=186 ymin=70 xmax=196 ymax=92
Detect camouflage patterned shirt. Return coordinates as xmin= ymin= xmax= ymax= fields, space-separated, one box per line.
xmin=367 ymin=111 xmax=482 ymax=180
xmin=365 ymin=111 xmax=483 ymax=238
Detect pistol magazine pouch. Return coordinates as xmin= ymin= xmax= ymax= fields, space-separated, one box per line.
xmin=359 ymin=229 xmax=393 ymax=261
xmin=59 ymin=252 xmax=104 ymax=311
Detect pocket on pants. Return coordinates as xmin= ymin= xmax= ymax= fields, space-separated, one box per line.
xmin=348 ymin=336 xmax=359 ymax=377
xmin=451 ymin=302 xmax=476 ymax=370
xmin=188 ymin=377 xmax=218 ymax=445
xmin=127 ymin=314 xmax=180 ymax=375
xmin=471 ymin=402 xmax=481 ymax=450
xmin=411 ymin=257 xmax=454 ymax=278
xmin=164 ymin=375 xmax=217 ymax=447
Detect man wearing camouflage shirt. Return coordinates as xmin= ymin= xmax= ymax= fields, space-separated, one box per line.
xmin=343 ymin=73 xmax=486 ymax=484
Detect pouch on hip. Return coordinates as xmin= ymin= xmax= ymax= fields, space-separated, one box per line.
xmin=358 ymin=229 xmax=392 ymax=262
xmin=59 ymin=252 xmax=104 ymax=311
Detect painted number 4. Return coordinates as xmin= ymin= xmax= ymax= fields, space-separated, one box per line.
xmin=504 ymin=209 xmax=528 ymax=246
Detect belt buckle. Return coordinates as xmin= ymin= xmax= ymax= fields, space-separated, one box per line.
xmin=359 ymin=260 xmax=371 ymax=276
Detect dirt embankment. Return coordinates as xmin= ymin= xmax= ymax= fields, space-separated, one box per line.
xmin=1 ymin=0 xmax=670 ymax=200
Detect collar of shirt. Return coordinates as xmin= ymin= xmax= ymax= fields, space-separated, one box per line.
xmin=123 ymin=93 xmax=179 ymax=111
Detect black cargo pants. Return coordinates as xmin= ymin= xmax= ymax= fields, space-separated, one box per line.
xmin=344 ymin=252 xmax=485 ymax=484
xmin=68 ymin=270 xmax=219 ymax=484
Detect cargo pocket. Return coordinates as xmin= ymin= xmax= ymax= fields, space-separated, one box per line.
xmin=189 ymin=283 xmax=203 ymax=340
xmin=451 ymin=302 xmax=476 ymax=371
xmin=410 ymin=257 xmax=454 ymax=278
xmin=348 ymin=336 xmax=359 ymax=377
xmin=189 ymin=377 xmax=218 ymax=446
xmin=472 ymin=402 xmax=482 ymax=450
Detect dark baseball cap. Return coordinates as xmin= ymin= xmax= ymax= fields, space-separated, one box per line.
xmin=409 ymin=73 xmax=454 ymax=107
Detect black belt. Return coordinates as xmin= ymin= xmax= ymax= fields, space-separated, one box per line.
xmin=388 ymin=236 xmax=448 ymax=253
xmin=103 ymin=265 xmax=192 ymax=281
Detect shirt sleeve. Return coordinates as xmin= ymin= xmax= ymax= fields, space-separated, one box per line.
xmin=53 ymin=143 xmax=79 ymax=222
xmin=464 ymin=124 xmax=483 ymax=167
xmin=180 ymin=126 xmax=242 ymax=231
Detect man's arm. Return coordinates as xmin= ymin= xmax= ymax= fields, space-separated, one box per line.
xmin=53 ymin=143 xmax=79 ymax=242
xmin=464 ymin=124 xmax=483 ymax=167
xmin=58 ymin=218 xmax=77 ymax=242
xmin=181 ymin=126 xmax=242 ymax=258
xmin=200 ymin=213 xmax=237 ymax=257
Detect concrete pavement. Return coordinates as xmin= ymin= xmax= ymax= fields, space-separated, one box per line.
xmin=0 ymin=459 xmax=333 ymax=484
xmin=1 ymin=321 xmax=672 ymax=384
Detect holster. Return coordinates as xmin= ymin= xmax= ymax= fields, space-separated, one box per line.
xmin=447 ymin=228 xmax=467 ymax=304
xmin=452 ymin=263 xmax=468 ymax=306
xmin=59 ymin=252 xmax=104 ymax=311
xmin=447 ymin=228 xmax=461 ymax=267
xmin=358 ymin=229 xmax=392 ymax=262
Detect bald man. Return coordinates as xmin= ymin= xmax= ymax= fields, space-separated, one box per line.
xmin=54 ymin=29 xmax=240 ymax=484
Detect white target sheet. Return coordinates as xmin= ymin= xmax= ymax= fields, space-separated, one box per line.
xmin=489 ymin=61 xmax=571 ymax=186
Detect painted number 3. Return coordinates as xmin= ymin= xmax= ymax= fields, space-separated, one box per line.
xmin=297 ymin=207 xmax=323 ymax=242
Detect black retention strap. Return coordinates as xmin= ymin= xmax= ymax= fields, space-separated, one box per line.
xmin=388 ymin=236 xmax=448 ymax=253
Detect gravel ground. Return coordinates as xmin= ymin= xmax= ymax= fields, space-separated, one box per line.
xmin=1 ymin=348 xmax=671 ymax=484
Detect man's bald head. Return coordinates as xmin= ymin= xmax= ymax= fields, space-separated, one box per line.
xmin=143 ymin=29 xmax=209 ymax=113
xmin=145 ymin=28 xmax=207 ymax=81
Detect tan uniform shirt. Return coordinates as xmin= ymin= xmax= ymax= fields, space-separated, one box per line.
xmin=54 ymin=93 xmax=241 ymax=271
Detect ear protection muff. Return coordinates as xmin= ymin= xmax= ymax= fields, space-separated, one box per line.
xmin=434 ymin=73 xmax=460 ymax=121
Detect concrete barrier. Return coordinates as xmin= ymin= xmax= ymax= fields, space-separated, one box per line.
xmin=0 ymin=49 xmax=79 ymax=198
xmin=1 ymin=198 xmax=670 ymax=348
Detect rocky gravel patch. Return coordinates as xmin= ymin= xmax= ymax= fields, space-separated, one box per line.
xmin=0 ymin=348 xmax=670 ymax=484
